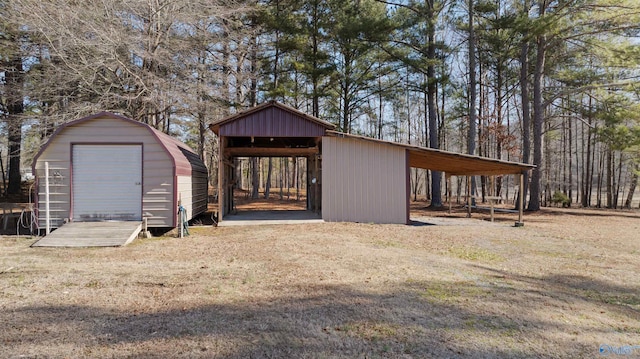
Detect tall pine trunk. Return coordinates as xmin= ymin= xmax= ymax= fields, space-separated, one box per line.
xmin=251 ymin=157 xmax=259 ymax=199
xmin=6 ymin=51 xmax=24 ymax=196
xmin=264 ymin=158 xmax=273 ymax=199
xmin=518 ymin=0 xmax=531 ymax=209
xmin=528 ymin=4 xmax=546 ymax=211
xmin=624 ymin=165 xmax=638 ymax=209
xmin=606 ymin=148 xmax=613 ymax=208
xmin=428 ymin=2 xmax=442 ymax=207
xmin=467 ymin=0 xmax=478 ymax=203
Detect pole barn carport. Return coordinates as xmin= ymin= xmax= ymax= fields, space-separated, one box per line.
xmin=209 ymin=101 xmax=336 ymax=221
xmin=322 ymin=131 xmax=535 ymax=225
xmin=210 ymin=101 xmax=533 ymax=226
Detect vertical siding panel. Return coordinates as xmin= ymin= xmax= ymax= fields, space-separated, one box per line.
xmin=219 ymin=107 xmax=328 ymax=137
xmin=322 ymin=136 xmax=407 ymax=224
xmin=337 ymin=139 xmax=342 ymax=220
xmin=377 ymin=143 xmax=384 ymax=221
xmin=177 ymin=176 xmax=192 ymax=218
xmin=336 ymin=139 xmax=343 ymax=220
xmin=325 ymin=140 xmax=332 ymax=219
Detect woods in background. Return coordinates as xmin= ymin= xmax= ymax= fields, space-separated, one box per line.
xmin=1 ymin=0 xmax=639 ymax=209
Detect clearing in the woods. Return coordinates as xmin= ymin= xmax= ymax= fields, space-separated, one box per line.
xmin=1 ymin=204 xmax=639 ymax=358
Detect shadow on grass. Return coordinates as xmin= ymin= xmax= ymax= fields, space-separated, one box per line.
xmin=470 ymin=264 xmax=640 ymax=318
xmin=3 ymin=279 xmax=617 ymax=358
xmin=408 ymin=220 xmax=436 ymax=227
xmin=533 ymin=208 xmax=640 ymax=220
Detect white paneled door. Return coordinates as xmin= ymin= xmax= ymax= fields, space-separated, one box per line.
xmin=72 ymin=144 xmax=142 ymax=221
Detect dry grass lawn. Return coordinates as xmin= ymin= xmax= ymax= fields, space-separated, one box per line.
xmin=1 ymin=206 xmax=639 ymax=358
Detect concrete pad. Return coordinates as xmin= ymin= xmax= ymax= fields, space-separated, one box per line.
xmin=219 ymin=210 xmax=323 ymax=227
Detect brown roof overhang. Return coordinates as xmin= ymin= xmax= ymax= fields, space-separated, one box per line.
xmin=326 ymin=131 xmax=534 ymax=176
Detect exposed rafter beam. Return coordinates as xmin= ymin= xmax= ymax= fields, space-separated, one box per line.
xmin=224 ymin=147 xmax=319 ymax=157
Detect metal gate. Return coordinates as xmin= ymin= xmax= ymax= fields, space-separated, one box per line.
xmin=72 ymin=144 xmax=142 ymax=221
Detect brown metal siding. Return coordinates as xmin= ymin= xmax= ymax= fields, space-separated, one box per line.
xmin=191 ymin=168 xmax=209 ymax=216
xmin=322 ymin=136 xmax=409 ymax=224
xmin=219 ymin=107 xmax=328 ymax=137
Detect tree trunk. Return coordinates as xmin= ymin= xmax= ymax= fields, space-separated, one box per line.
xmin=197 ymin=112 xmax=206 ymax=160
xmin=296 ymin=158 xmax=301 ymax=201
xmin=606 ymin=148 xmax=613 ymax=208
xmin=6 ymin=52 xmax=25 ymax=196
xmin=279 ymin=158 xmax=284 ymax=200
xmin=427 ymin=4 xmax=442 ymax=207
xmin=597 ymin=146 xmax=605 ymax=207
xmin=582 ymin=101 xmax=594 ymax=207
xmin=286 ymin=158 xmax=291 ymax=200
xmin=624 ymin=164 xmax=638 ymax=209
xmin=251 ymin=157 xmax=259 ymax=199
xmin=568 ymin=109 xmax=574 ymax=203
xmin=378 ymin=76 xmax=384 ymax=139
xmin=527 ymin=5 xmax=546 ymax=211
xmin=0 ymin=150 xmax=6 ymax=195
xmin=615 ymin=153 xmax=624 ymax=209
xmin=311 ymin=2 xmax=320 ymax=118
xmin=467 ymin=0 xmax=478 ymax=203
xmin=518 ymin=0 xmax=531 ymax=210
xmin=264 ymin=158 xmax=273 ymax=199
xmin=495 ymin=61 xmax=503 ymax=198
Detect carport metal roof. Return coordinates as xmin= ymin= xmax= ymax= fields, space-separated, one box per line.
xmin=209 ymin=101 xmax=335 ymax=137
xmin=326 ymin=131 xmax=534 ymax=176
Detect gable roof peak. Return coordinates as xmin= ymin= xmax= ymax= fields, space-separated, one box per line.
xmin=209 ymin=101 xmax=335 ymax=135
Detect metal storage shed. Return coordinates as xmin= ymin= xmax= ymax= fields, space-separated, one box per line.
xmin=32 ymin=112 xmax=208 ymax=231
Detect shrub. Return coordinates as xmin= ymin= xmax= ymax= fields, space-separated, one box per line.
xmin=551 ymin=191 xmax=571 ymax=208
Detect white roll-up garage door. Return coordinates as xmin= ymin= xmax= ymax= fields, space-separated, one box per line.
xmin=72 ymin=144 xmax=142 ymax=221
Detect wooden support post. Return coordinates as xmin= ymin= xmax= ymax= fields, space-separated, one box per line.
xmin=467 ymin=176 xmax=472 ymax=218
xmin=515 ymin=173 xmax=525 ymax=227
xmin=486 ymin=196 xmax=501 ymax=222
xmin=490 ymin=200 xmax=495 ymax=222
xmin=447 ymin=174 xmax=452 ymax=214
xmin=314 ymin=154 xmax=319 ymax=214
xmin=218 ymin=137 xmax=224 ymax=221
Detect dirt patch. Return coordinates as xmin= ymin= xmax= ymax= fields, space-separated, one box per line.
xmin=233 ymin=189 xmax=307 ymax=211
xmin=1 ymin=208 xmax=639 ymax=358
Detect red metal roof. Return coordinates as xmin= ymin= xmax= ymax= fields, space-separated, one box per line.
xmin=32 ymin=111 xmax=203 ymax=177
xmin=209 ymin=101 xmax=336 ymax=137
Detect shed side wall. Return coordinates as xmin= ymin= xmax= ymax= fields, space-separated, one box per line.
xmin=322 ymin=136 xmax=408 ymax=224
xmin=177 ymin=176 xmax=193 ymax=219
xmin=191 ymin=168 xmax=209 ymax=216
xmin=34 ymin=117 xmax=175 ymax=228
xmin=175 ymin=171 xmax=207 ymax=221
